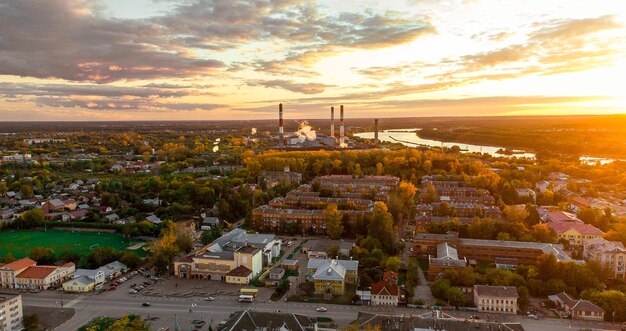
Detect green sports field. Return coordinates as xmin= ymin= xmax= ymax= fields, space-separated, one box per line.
xmin=0 ymin=230 xmax=145 ymax=259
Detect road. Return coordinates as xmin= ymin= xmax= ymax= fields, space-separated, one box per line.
xmin=21 ymin=292 xmax=623 ymax=331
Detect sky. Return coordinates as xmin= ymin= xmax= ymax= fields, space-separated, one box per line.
xmin=0 ymin=0 xmax=624 ymax=121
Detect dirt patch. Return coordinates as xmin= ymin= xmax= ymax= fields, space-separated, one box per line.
xmin=23 ymin=306 xmax=75 ymax=330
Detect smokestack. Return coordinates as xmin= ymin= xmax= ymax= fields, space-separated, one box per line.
xmin=279 ymin=103 xmax=284 ymax=148
xmin=374 ymin=119 xmax=379 ymax=146
xmin=330 ymin=106 xmax=335 ymax=140
xmin=340 ymin=105 xmax=345 ymax=147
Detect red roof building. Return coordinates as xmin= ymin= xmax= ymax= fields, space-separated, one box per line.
xmin=371 ymin=279 xmax=399 ymax=306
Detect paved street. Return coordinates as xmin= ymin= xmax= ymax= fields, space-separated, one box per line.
xmin=20 ymin=290 xmax=624 ymax=331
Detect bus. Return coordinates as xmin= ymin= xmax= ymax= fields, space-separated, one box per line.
xmin=240 ymin=288 xmax=259 ymax=297
xmin=239 ymin=295 xmax=254 ymax=303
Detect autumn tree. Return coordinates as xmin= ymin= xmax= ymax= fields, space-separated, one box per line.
xmin=30 ymin=247 xmax=55 ymax=265
xmin=368 ymin=202 xmax=397 ymax=254
xmin=324 ymin=204 xmax=344 ymax=240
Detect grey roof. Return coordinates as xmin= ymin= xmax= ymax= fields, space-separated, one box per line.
xmin=312 ymin=261 xmax=346 ymax=282
xmin=75 ymin=268 xmax=102 ymax=279
xmin=357 ymin=312 xmax=525 ymax=331
xmin=219 ymin=309 xmax=316 ymax=331
xmin=474 ymin=285 xmax=518 ymax=298
xmin=202 ymin=217 xmax=220 ymax=225
xmin=70 ymin=275 xmax=95 ymax=286
xmin=96 ymin=261 xmax=127 ymax=278
xmin=308 ymin=259 xmax=358 ymax=282
xmin=436 ymin=242 xmax=458 ymax=260
xmin=307 ymin=258 xmax=358 ymax=271
xmin=215 ymin=228 xmax=277 ymax=251
xmin=146 ymin=215 xmax=162 ymax=224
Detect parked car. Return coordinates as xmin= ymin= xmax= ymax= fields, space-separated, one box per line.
xmin=316 ymin=307 xmax=327 ymax=312
xmin=129 ymin=289 xmax=138 ymax=294
xmin=204 ymin=297 xmax=215 ymax=301
xmin=142 ymin=302 xmax=151 ymax=307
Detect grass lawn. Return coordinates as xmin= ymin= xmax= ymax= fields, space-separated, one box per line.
xmin=0 ymin=230 xmax=145 ymax=258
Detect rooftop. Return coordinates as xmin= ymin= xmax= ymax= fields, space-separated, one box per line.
xmin=474 ymin=285 xmax=518 ymax=298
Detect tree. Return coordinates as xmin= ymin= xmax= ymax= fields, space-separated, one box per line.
xmin=503 ymin=205 xmax=529 ymax=224
xmin=21 ymin=208 xmax=44 ymax=228
xmin=326 ymin=245 xmax=340 ymax=259
xmin=30 ymin=247 xmax=55 ymax=265
xmin=120 ymin=252 xmax=141 ymax=269
xmin=23 ymin=314 xmax=41 ymax=331
xmin=367 ymin=202 xmax=396 ymax=254
xmin=421 ymin=184 xmax=438 ymax=204
xmin=324 ymin=204 xmax=344 ymax=240
xmin=383 ymin=256 xmax=401 ymax=272
xmin=517 ymin=286 xmax=530 ymax=312
xmin=4 ymin=252 xmax=16 ymax=263
xmin=531 ymin=224 xmax=557 ymax=243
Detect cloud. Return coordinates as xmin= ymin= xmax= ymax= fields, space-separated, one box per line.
xmin=0 ymin=0 xmax=224 ymax=83
xmin=248 ymin=79 xmax=333 ymax=94
xmin=32 ymin=96 xmax=222 ymax=112
xmin=0 ymin=83 xmax=189 ymax=98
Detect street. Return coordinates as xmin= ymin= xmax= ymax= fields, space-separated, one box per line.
xmin=20 ymin=291 xmax=624 ymax=331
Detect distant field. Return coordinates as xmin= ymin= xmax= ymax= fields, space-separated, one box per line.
xmin=0 ymin=230 xmax=145 ymax=259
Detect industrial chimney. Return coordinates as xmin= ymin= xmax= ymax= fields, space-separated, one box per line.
xmin=374 ymin=119 xmax=379 ymax=146
xmin=330 ymin=106 xmax=335 ymax=140
xmin=278 ymin=103 xmax=284 ymax=148
xmin=339 ymin=105 xmax=345 ymax=147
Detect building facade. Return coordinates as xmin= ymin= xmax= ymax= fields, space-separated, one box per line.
xmin=474 ymin=285 xmax=518 ymax=314
xmin=584 ymin=237 xmax=626 ymax=279
xmin=307 ymin=259 xmax=358 ymax=295
xmin=0 ymin=258 xmax=75 ymax=290
xmin=0 ymin=293 xmax=22 ymax=331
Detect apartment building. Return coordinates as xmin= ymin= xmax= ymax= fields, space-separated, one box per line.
xmin=548 ymin=222 xmax=604 ymax=246
xmin=0 ymin=293 xmax=22 ymax=331
xmin=584 ymin=237 xmax=626 ymax=279
xmin=413 ymin=232 xmax=575 ymax=265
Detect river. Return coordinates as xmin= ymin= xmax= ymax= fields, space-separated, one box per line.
xmin=354 ymin=129 xmax=621 ymax=164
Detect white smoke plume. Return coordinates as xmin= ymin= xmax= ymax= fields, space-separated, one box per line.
xmin=251 ymin=128 xmax=257 ymax=135
xmin=212 ymin=145 xmax=219 ymax=152
xmin=295 ymin=121 xmax=316 ymax=143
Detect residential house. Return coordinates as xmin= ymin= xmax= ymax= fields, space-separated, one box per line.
xmin=42 ymin=199 xmax=65 ymax=213
xmin=548 ymin=292 xmax=605 ymax=321
xmin=62 ymin=268 xmax=105 ymax=293
xmin=200 ymin=217 xmax=220 ymax=231
xmin=269 ymin=267 xmax=285 ymax=281
xmin=0 ymin=292 xmax=22 ymax=331
xmin=584 ymin=237 xmax=626 ymax=279
xmin=548 ymin=222 xmax=604 ymax=246
xmin=281 ymin=259 xmax=299 ymax=271
xmin=62 ymin=199 xmax=77 ymax=211
xmin=146 ymin=215 xmax=162 ymax=225
xmin=569 ymin=196 xmax=591 ymax=213
xmin=474 ymin=285 xmax=518 ymax=314
xmin=371 ymin=271 xmax=399 ymax=306
xmin=546 ymin=211 xmax=582 ymax=223
xmin=225 ymin=265 xmax=253 ymax=285
xmin=307 ymin=259 xmax=359 ymax=295
xmin=104 ymin=213 xmax=120 ymax=223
